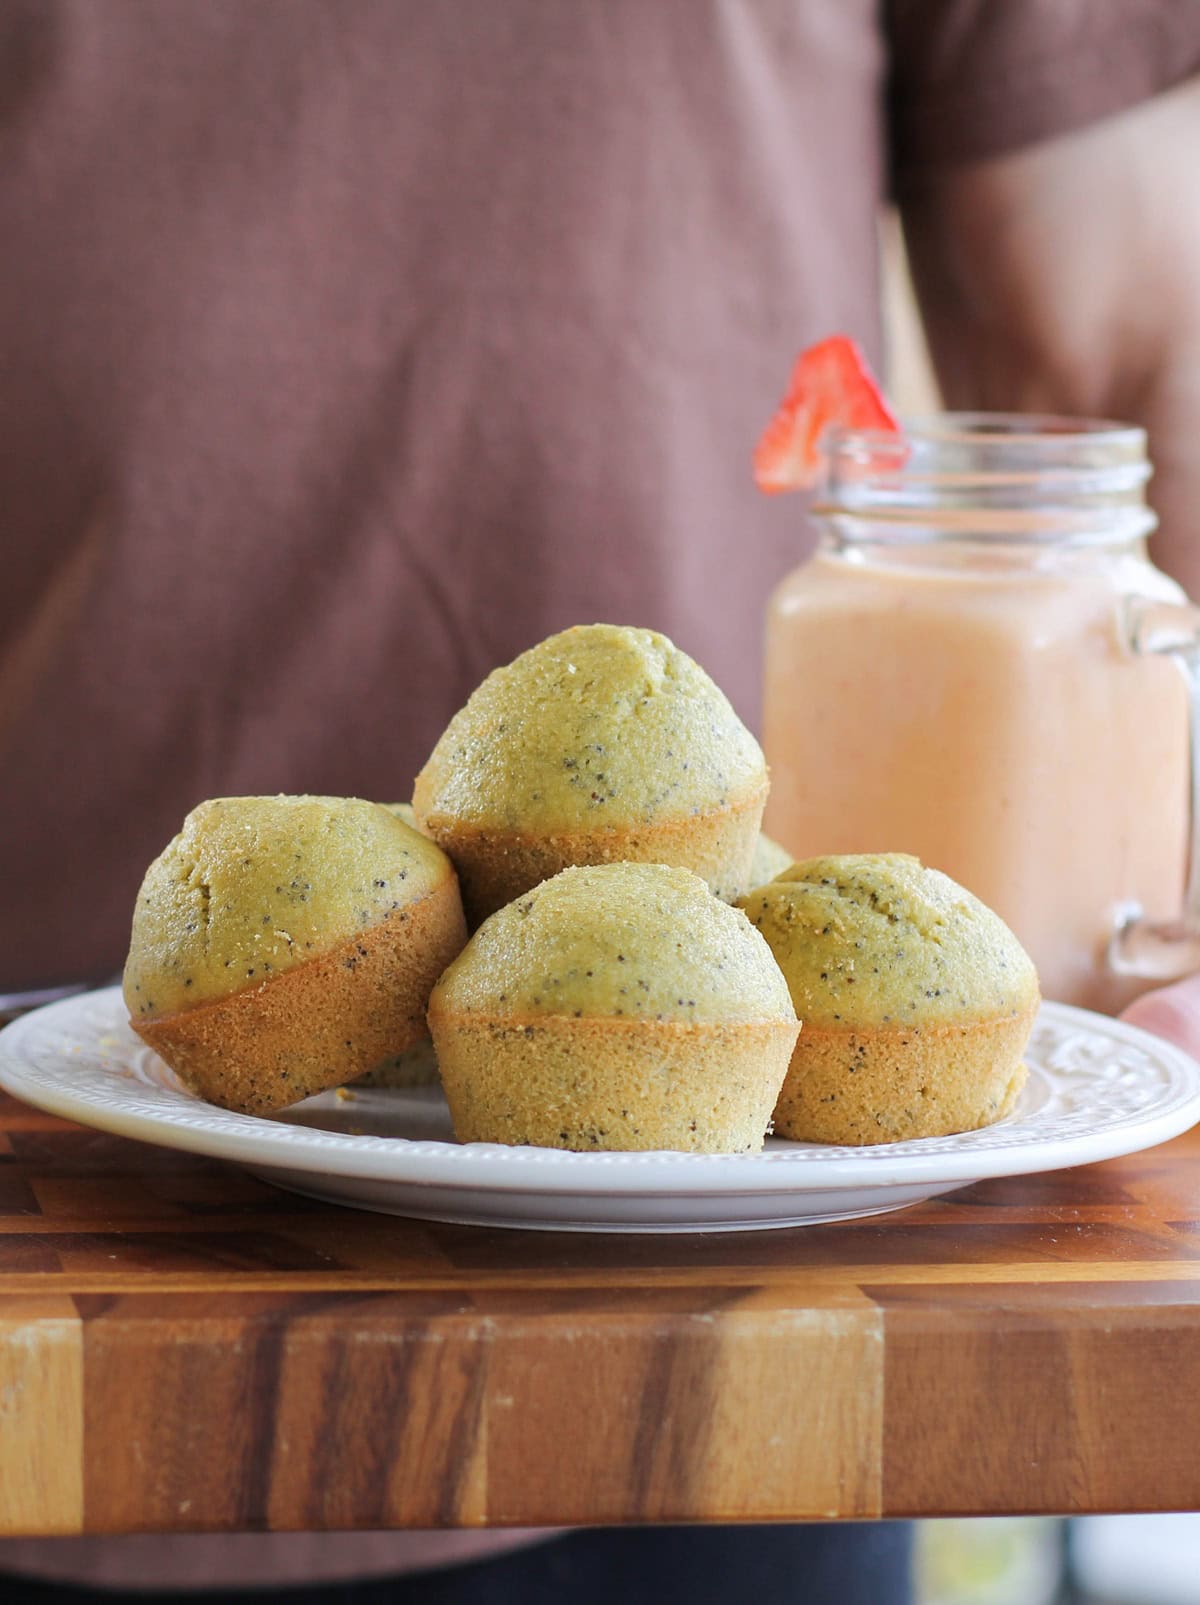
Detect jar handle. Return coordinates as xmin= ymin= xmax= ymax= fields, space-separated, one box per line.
xmin=1110 ymin=596 xmax=1200 ymax=980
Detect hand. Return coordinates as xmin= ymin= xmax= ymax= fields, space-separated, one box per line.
xmin=1121 ymin=975 xmax=1200 ymax=1058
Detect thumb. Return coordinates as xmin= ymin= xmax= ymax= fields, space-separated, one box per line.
xmin=1120 ymin=976 xmax=1200 ymax=1059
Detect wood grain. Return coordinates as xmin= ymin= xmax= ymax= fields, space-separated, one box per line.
xmin=3 ymin=1091 xmax=1200 ymax=1532
xmin=877 ymin=1280 xmax=1200 ymax=1516
xmin=0 ymin=1296 xmax=83 ymax=1535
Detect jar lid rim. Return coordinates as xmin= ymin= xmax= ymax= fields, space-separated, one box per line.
xmin=829 ymin=412 xmax=1146 ymax=454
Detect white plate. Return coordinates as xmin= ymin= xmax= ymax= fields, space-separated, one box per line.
xmin=2 ymin=987 xmax=1198 ymax=1233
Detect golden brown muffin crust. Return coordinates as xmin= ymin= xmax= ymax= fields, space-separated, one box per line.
xmin=132 ymin=875 xmax=467 ymax=1114
xmin=435 ymin=1015 xmax=798 ymax=1153
xmin=428 ymin=790 xmax=766 ymax=927
xmin=770 ymin=1014 xmax=1032 ymax=1145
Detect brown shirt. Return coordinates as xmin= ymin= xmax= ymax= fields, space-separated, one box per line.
xmin=4 ymin=0 xmax=1198 ymax=992
xmin=0 ymin=0 xmax=1198 ymax=1587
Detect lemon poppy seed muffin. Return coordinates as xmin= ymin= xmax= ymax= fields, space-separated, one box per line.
xmin=738 ymin=854 xmax=1039 ymax=1145
xmin=429 ymin=862 xmax=799 ymax=1153
xmin=360 ymin=807 xmax=791 ymax=1094
xmin=412 ymin=625 xmax=769 ymax=924
xmin=124 ymin=796 xmax=467 ymax=1113
xmin=355 ymin=803 xmax=441 ymax=1087
xmin=748 ymin=831 xmax=794 ymax=889
xmin=353 ymin=1036 xmax=441 ymax=1089
xmin=383 ymin=801 xmax=419 ymax=831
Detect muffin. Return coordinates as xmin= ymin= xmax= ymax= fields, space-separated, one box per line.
xmin=738 ymin=854 xmax=1039 ymax=1145
xmin=124 ymin=796 xmax=467 ymax=1113
xmin=354 ymin=1036 xmax=440 ymax=1089
xmin=748 ymin=831 xmax=794 ymax=889
xmin=353 ymin=804 xmax=439 ymax=1087
xmin=429 ymin=862 xmax=799 ymax=1152
xmin=412 ymin=624 xmax=769 ymax=924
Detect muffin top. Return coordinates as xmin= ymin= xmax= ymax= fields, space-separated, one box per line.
xmin=124 ymin=796 xmax=452 ymax=1020
xmin=430 ymin=862 xmax=795 ymax=1025
xmin=738 ymin=854 xmax=1039 ymax=1030
xmin=413 ymin=625 xmax=766 ymax=833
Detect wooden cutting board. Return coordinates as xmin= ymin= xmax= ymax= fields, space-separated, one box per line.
xmin=3 ymin=1089 xmax=1200 ymax=1535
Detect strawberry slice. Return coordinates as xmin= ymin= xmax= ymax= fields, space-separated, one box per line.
xmin=753 ymin=335 xmax=900 ymax=493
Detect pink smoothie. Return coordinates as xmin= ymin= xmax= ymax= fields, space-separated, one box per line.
xmin=763 ymin=544 xmax=1190 ymax=1013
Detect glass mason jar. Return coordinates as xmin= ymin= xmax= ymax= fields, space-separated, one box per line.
xmin=762 ymin=414 xmax=1200 ymax=1016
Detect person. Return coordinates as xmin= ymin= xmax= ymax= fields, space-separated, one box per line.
xmin=1 ymin=2 xmax=1199 ymax=1600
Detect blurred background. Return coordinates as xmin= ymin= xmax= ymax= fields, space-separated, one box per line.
xmin=882 ymin=212 xmax=940 ymax=418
